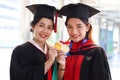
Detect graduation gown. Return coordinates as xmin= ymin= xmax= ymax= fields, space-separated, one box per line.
xmin=10 ymin=41 xmax=51 ymax=80
xmin=64 ymin=40 xmax=112 ymax=80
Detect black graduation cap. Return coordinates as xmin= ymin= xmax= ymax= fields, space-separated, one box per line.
xmin=26 ymin=4 xmax=60 ymax=32
xmin=58 ymin=3 xmax=100 ymax=21
xmin=26 ymin=4 xmax=56 ymax=21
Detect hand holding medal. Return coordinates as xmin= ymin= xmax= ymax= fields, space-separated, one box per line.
xmin=54 ymin=39 xmax=70 ymax=53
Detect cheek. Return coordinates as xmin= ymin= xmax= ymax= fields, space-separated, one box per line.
xmin=79 ymin=29 xmax=85 ymax=33
xmin=32 ymin=26 xmax=38 ymax=32
xmin=67 ymin=29 xmax=72 ymax=35
xmin=34 ymin=28 xmax=39 ymax=33
xmin=48 ymin=31 xmax=52 ymax=35
xmin=33 ymin=28 xmax=41 ymax=36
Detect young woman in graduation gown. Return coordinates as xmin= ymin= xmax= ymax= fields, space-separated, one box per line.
xmin=58 ymin=3 xmax=112 ymax=80
xmin=10 ymin=4 xmax=59 ymax=80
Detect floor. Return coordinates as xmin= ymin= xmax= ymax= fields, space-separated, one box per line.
xmin=109 ymin=53 xmax=120 ymax=80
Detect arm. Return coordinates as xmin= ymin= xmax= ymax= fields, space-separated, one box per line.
xmin=44 ymin=48 xmax=58 ymax=74
xmin=56 ymin=54 xmax=66 ymax=80
xmin=10 ymin=45 xmax=48 ymax=80
xmin=91 ymin=47 xmax=112 ymax=80
xmin=44 ymin=58 xmax=55 ymax=74
xmin=58 ymin=64 xmax=65 ymax=80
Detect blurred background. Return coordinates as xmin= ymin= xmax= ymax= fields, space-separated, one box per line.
xmin=0 ymin=0 xmax=120 ymax=80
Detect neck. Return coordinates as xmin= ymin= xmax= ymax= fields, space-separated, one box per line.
xmin=71 ymin=38 xmax=87 ymax=43
xmin=33 ymin=38 xmax=45 ymax=50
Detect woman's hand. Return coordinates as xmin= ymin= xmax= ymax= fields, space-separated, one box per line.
xmin=56 ymin=52 xmax=66 ymax=66
xmin=56 ymin=52 xmax=66 ymax=80
xmin=48 ymin=47 xmax=58 ymax=62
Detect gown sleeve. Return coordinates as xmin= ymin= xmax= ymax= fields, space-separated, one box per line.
xmin=10 ymin=45 xmax=46 ymax=80
xmin=90 ymin=47 xmax=112 ymax=80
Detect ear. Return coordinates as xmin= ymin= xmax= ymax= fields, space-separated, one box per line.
xmin=86 ymin=23 xmax=90 ymax=32
xmin=31 ymin=26 xmax=34 ymax=32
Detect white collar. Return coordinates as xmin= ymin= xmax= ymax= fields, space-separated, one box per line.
xmin=28 ymin=39 xmax=48 ymax=54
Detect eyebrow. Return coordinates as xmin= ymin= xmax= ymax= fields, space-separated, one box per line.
xmin=77 ymin=24 xmax=83 ymax=26
xmin=67 ymin=23 xmax=83 ymax=26
xmin=38 ymin=22 xmax=45 ymax=25
xmin=38 ymin=22 xmax=53 ymax=27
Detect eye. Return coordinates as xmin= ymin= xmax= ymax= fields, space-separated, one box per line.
xmin=39 ymin=24 xmax=44 ymax=27
xmin=67 ymin=25 xmax=72 ymax=29
xmin=77 ymin=25 xmax=82 ymax=28
xmin=48 ymin=26 xmax=53 ymax=30
xmin=77 ymin=24 xmax=83 ymax=29
xmin=47 ymin=25 xmax=53 ymax=30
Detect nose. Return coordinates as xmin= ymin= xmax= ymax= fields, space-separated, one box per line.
xmin=42 ymin=26 xmax=48 ymax=33
xmin=72 ymin=28 xmax=78 ymax=35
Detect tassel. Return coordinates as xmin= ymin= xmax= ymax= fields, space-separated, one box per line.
xmin=54 ymin=12 xmax=58 ymax=33
xmin=60 ymin=38 xmax=70 ymax=45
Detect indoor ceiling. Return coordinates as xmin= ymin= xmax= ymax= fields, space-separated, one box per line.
xmin=81 ymin=0 xmax=120 ymax=22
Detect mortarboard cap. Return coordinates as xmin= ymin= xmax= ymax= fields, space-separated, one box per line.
xmin=58 ymin=3 xmax=100 ymax=21
xmin=26 ymin=4 xmax=59 ymax=32
xmin=26 ymin=4 xmax=56 ymax=21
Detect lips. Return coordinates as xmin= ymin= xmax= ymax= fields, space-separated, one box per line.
xmin=40 ymin=34 xmax=47 ymax=38
xmin=72 ymin=35 xmax=79 ymax=38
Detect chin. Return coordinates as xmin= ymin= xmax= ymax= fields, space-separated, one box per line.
xmin=38 ymin=38 xmax=47 ymax=42
xmin=72 ymin=39 xmax=79 ymax=42
xmin=72 ymin=38 xmax=83 ymax=42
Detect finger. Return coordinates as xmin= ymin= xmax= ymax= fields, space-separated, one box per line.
xmin=54 ymin=53 xmax=57 ymax=57
xmin=57 ymin=53 xmax=66 ymax=57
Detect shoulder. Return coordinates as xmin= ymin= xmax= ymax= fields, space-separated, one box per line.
xmin=13 ymin=42 xmax=30 ymax=51
xmin=94 ymin=46 xmax=106 ymax=55
xmin=91 ymin=46 xmax=108 ymax=60
xmin=83 ymin=45 xmax=106 ymax=56
xmin=12 ymin=42 xmax=34 ymax=56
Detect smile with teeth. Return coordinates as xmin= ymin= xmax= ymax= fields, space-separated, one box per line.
xmin=40 ymin=34 xmax=47 ymax=38
xmin=72 ymin=35 xmax=79 ymax=38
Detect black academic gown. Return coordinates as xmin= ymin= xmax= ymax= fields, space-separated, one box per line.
xmin=10 ymin=42 xmax=48 ymax=80
xmin=64 ymin=40 xmax=112 ymax=80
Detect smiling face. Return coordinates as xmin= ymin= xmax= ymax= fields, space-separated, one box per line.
xmin=32 ymin=18 xmax=53 ymax=44
xmin=66 ymin=18 xmax=90 ymax=42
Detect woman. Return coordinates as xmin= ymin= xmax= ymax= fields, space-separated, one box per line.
xmin=58 ymin=3 xmax=112 ymax=80
xmin=10 ymin=4 xmax=58 ymax=80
